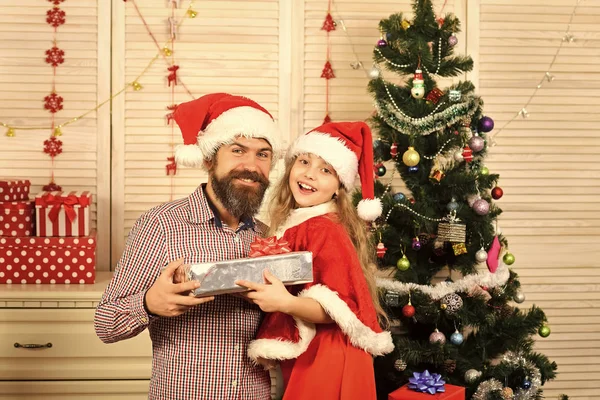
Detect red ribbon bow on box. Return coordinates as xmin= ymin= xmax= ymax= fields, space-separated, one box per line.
xmin=249 ymin=236 xmax=292 ymax=258
xmin=38 ymin=193 xmax=90 ymax=223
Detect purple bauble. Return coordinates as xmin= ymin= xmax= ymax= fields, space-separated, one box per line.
xmin=377 ymin=39 xmax=388 ymax=47
xmin=469 ymin=135 xmax=485 ymax=152
xmin=473 ymin=199 xmax=490 ymax=215
xmin=479 ymin=116 xmax=494 ymax=132
xmin=412 ymin=238 xmax=422 ymax=251
xmin=448 ymin=34 xmax=458 ymax=47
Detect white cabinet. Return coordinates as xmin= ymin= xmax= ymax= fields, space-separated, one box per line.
xmin=0 ymin=272 xmax=152 ymax=399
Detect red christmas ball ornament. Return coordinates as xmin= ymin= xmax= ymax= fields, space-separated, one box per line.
xmin=492 ymin=187 xmax=504 ymax=200
xmin=402 ymin=303 xmax=415 ymax=317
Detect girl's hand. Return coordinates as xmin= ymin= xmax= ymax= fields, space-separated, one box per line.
xmin=235 ymin=270 xmax=294 ymax=313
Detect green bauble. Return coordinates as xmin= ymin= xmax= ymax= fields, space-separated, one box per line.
xmin=539 ymin=324 xmax=551 ymax=338
xmin=397 ymin=255 xmax=410 ymax=271
xmin=503 ymin=252 xmax=515 ymax=265
xmin=480 ymin=166 xmax=489 ymax=175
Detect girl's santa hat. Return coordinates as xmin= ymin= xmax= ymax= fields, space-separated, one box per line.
xmin=173 ymin=93 xmax=281 ymax=167
xmin=287 ymin=121 xmax=382 ymax=221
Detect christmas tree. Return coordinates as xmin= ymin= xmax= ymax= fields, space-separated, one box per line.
xmin=365 ymin=1 xmax=567 ymax=399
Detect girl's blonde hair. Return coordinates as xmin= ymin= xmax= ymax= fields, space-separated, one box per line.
xmin=268 ymin=157 xmax=388 ymax=326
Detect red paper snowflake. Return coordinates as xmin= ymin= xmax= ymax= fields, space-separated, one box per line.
xmin=321 ymin=61 xmax=335 ymax=80
xmin=321 ymin=13 xmax=336 ymax=32
xmin=48 ymin=0 xmax=64 ymax=4
xmin=44 ymin=136 xmax=63 ymax=158
xmin=45 ymin=46 xmax=65 ymax=67
xmin=44 ymin=93 xmax=64 ymax=113
xmin=46 ymin=7 xmax=66 ymax=28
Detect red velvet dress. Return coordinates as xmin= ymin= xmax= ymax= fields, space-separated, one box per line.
xmin=248 ymin=202 xmax=394 ymax=399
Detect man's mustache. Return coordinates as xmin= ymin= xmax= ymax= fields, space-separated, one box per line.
xmin=228 ymin=170 xmax=269 ymax=186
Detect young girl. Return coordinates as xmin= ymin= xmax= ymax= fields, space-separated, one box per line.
xmin=235 ymin=121 xmax=394 ymax=399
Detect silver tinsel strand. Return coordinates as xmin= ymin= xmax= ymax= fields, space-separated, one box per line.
xmin=472 ymin=378 xmax=503 ymax=400
xmin=374 ymin=90 xmax=482 ymax=136
xmin=502 ymin=351 xmax=542 ymax=400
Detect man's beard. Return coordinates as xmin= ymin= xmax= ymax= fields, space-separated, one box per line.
xmin=210 ymin=169 xmax=270 ymax=219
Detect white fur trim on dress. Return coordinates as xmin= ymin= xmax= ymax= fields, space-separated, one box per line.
xmin=274 ymin=201 xmax=337 ymax=239
xmin=377 ymin=262 xmax=510 ymax=300
xmin=247 ymin=317 xmax=316 ymax=364
xmin=299 ymin=284 xmax=394 ymax=356
xmin=288 ymin=132 xmax=358 ymax=189
xmin=198 ymin=106 xmax=281 ymax=161
xmin=175 ymin=143 xmax=205 ymax=168
xmin=357 ymin=198 xmax=382 ymax=221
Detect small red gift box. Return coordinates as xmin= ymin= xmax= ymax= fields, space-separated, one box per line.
xmin=0 ymin=232 xmax=96 ymax=284
xmin=0 ymin=179 xmax=30 ymax=202
xmin=35 ymin=191 xmax=91 ymax=237
xmin=0 ymin=201 xmax=35 ymax=237
xmin=389 ymin=384 xmax=465 ymax=400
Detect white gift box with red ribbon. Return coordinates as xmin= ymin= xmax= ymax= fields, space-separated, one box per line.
xmin=35 ymin=191 xmax=91 ymax=237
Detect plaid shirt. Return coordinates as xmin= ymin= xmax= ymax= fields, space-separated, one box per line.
xmin=94 ymin=185 xmax=271 ymax=400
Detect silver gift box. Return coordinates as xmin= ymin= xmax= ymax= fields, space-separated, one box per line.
xmin=179 ymin=251 xmax=313 ymax=297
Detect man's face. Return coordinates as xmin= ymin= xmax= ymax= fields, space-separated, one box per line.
xmin=207 ymin=137 xmax=273 ymax=218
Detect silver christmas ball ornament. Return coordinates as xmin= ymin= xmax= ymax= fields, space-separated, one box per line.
xmin=465 ymin=369 xmax=482 ymax=383
xmin=514 ymin=291 xmax=526 ymax=304
xmin=368 ymin=66 xmax=380 ymax=79
xmin=475 ymin=248 xmax=488 ymax=262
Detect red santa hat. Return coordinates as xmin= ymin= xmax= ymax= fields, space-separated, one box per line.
xmin=287 ymin=121 xmax=382 ymax=221
xmin=173 ymin=93 xmax=281 ymax=167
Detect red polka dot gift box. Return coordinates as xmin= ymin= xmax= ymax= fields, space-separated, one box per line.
xmin=0 ymin=201 xmax=35 ymax=237
xmin=35 ymin=191 xmax=91 ymax=237
xmin=0 ymin=233 xmax=96 ymax=284
xmin=0 ymin=180 xmax=30 ymax=202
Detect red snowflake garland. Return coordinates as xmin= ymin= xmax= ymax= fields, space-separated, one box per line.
xmin=46 ymin=7 xmax=66 ymax=28
xmin=45 ymin=46 xmax=65 ymax=67
xmin=321 ymin=13 xmax=336 ymax=32
xmin=321 ymin=61 xmax=335 ymax=79
xmin=48 ymin=0 xmax=65 ymax=4
xmin=44 ymin=136 xmax=63 ymax=158
xmin=44 ymin=92 xmax=64 ymax=113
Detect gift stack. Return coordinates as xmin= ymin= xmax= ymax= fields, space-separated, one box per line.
xmin=0 ymin=183 xmax=96 ymax=284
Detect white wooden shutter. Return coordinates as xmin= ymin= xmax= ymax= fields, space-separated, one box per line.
xmin=475 ymin=0 xmax=600 ymax=397
xmin=0 ymin=0 xmax=111 ymax=269
xmin=111 ymin=0 xmax=286 ymax=263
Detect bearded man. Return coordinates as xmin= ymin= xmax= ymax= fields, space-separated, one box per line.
xmin=95 ymin=93 xmax=281 ymax=400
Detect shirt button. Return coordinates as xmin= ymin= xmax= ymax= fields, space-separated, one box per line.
xmin=234 ymin=235 xmax=240 ymax=243
xmin=140 ymin=317 xmax=147 ymax=323
xmin=231 ymin=380 xmax=238 ymax=387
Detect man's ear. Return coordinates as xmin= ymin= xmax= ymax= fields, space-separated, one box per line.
xmin=203 ymin=158 xmax=213 ymax=171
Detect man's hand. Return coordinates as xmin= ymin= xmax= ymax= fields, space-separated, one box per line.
xmin=145 ymin=258 xmax=215 ymax=317
xmin=235 ymin=270 xmax=294 ymax=313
